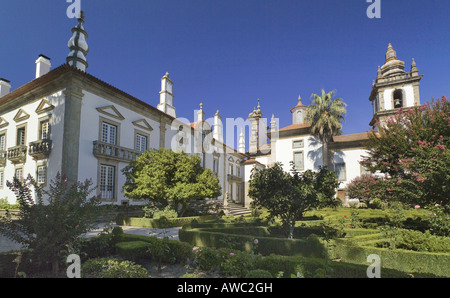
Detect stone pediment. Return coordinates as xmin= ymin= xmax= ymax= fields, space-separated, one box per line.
xmin=96 ymin=105 xmax=125 ymax=120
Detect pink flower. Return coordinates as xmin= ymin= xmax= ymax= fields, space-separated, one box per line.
xmin=254 ymin=239 xmax=259 ymax=245
xmin=230 ymin=253 xmax=234 ymax=257
xmin=348 ymin=225 xmax=352 ymax=228
xmin=414 ymin=205 xmax=420 ymax=209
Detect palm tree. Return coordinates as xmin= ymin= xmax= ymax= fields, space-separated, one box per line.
xmin=306 ymin=89 xmax=347 ymax=168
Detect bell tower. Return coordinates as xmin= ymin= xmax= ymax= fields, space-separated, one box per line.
xmin=369 ymin=43 xmax=423 ymax=129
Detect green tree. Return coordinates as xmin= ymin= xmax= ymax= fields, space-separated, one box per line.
xmin=306 ymin=89 xmax=347 ymax=168
xmin=361 ymin=96 xmax=450 ymax=209
xmin=248 ymin=163 xmax=340 ymax=239
xmin=122 ymin=148 xmax=221 ymax=216
xmin=0 ymin=173 xmax=102 ymax=277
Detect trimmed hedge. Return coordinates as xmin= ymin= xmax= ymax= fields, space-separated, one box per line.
xmin=330 ymin=238 xmax=450 ymax=277
xmin=254 ymin=254 xmax=439 ymax=278
xmin=116 ymin=215 xmax=217 ymax=228
xmin=179 ymin=227 xmax=327 ymax=258
xmin=115 ymin=235 xmax=194 ymax=265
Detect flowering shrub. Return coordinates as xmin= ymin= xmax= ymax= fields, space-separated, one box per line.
xmin=361 ymin=96 xmax=450 ymax=209
xmin=345 ymin=174 xmax=392 ymax=204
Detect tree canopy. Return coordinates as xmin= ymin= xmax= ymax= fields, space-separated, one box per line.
xmin=248 ymin=162 xmax=340 ymax=238
xmin=360 ymin=96 xmax=450 ymax=209
xmin=122 ymin=148 xmax=222 ymax=216
xmin=306 ymin=89 xmax=347 ymax=168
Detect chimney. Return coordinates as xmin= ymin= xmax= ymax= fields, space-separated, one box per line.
xmin=35 ymin=55 xmax=51 ymax=78
xmin=0 ymin=78 xmax=11 ymax=98
xmin=213 ymin=110 xmax=224 ymax=143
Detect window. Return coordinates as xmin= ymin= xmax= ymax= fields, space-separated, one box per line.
xmin=293 ymin=151 xmax=304 ymax=170
xmin=236 ymin=165 xmax=241 ymax=177
xmin=213 ymin=158 xmax=219 ymax=174
xmin=135 ymin=134 xmax=148 ymax=153
xmin=0 ymin=133 xmax=5 ymax=151
xmin=293 ymin=140 xmax=304 ymax=148
xmin=40 ymin=120 xmax=50 ymax=140
xmin=17 ymin=127 xmax=26 ymax=146
xmin=0 ymin=170 xmax=4 ymax=188
xmin=228 ymin=163 xmax=234 ymax=175
xmin=101 ymin=122 xmax=117 ymax=145
xmin=393 ymin=89 xmax=404 ymax=109
xmin=37 ymin=165 xmax=47 ymax=185
xmin=100 ymin=165 xmax=115 ymax=200
xmin=334 ymin=163 xmax=346 ymax=181
xmin=15 ymin=168 xmax=23 ymax=183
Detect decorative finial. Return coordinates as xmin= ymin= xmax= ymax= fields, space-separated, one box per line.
xmin=67 ymin=10 xmax=89 ymax=71
xmin=200 ymin=103 xmax=203 ymax=110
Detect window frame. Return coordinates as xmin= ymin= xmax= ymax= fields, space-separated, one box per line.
xmin=16 ymin=123 xmax=27 ymax=147
xmin=99 ymin=116 xmax=121 ymax=146
xmin=134 ymin=129 xmax=150 ymax=153
xmin=0 ymin=130 xmax=6 ymax=151
xmin=14 ymin=166 xmax=24 ymax=183
xmin=98 ymin=163 xmax=117 ymax=202
xmin=292 ymin=139 xmax=304 ymax=149
xmin=293 ymin=150 xmax=304 ymax=171
xmin=334 ymin=163 xmax=347 ymax=181
xmin=36 ymin=163 xmax=48 ymax=186
xmin=38 ymin=115 xmax=52 ymax=141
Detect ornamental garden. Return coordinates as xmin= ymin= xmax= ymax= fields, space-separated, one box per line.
xmin=0 ymin=96 xmax=449 ymax=278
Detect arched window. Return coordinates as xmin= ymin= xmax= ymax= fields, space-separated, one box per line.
xmin=393 ymin=89 xmax=404 ymax=109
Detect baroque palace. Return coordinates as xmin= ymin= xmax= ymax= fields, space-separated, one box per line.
xmin=0 ymin=13 xmax=422 ymax=208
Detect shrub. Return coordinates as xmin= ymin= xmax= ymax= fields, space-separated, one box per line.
xmin=426 ymin=205 xmax=450 ymax=237
xmin=81 ymin=258 xmax=149 ymax=278
xmin=80 ymin=227 xmax=124 ymax=260
xmin=0 ymin=198 xmax=19 ymax=210
xmin=218 ymin=248 xmax=261 ymax=278
xmin=146 ymin=237 xmax=193 ymax=266
xmin=195 ymin=247 xmax=222 ymax=272
xmin=395 ymin=229 xmax=450 ymax=253
xmin=245 ymin=269 xmax=273 ymax=278
xmin=115 ymin=241 xmax=152 ymax=261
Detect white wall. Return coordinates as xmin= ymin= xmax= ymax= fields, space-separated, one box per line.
xmin=0 ymin=91 xmax=65 ymax=204
xmin=332 ymin=148 xmax=370 ymax=189
xmin=77 ymin=90 xmax=162 ymax=205
xmin=274 ymin=135 xmax=323 ymax=173
xmin=382 ymin=85 xmax=415 ymax=110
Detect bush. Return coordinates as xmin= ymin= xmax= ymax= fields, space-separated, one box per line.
xmin=147 ymin=237 xmax=193 ymax=265
xmin=218 ymin=249 xmax=261 ymax=278
xmin=0 ymin=198 xmax=19 ymax=210
xmin=79 ymin=227 xmax=124 ymax=260
xmin=245 ymin=269 xmax=273 ymax=278
xmin=394 ymin=229 xmax=450 ymax=253
xmin=195 ymin=247 xmax=222 ymax=272
xmin=115 ymin=235 xmax=194 ymax=265
xmin=81 ymin=258 xmax=149 ymax=278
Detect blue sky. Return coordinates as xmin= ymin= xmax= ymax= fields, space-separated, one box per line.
xmin=1 ymin=0 xmax=450 ymax=140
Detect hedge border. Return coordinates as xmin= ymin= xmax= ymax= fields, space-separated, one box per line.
xmin=115 ymin=215 xmax=217 ymax=228
xmin=330 ymin=238 xmax=450 ymax=277
xmin=179 ymin=227 xmax=328 ymax=258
